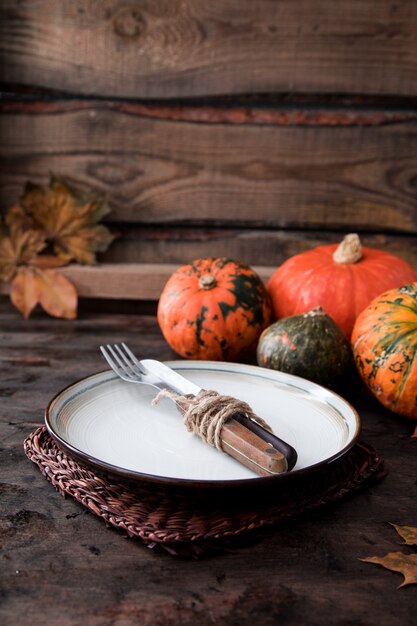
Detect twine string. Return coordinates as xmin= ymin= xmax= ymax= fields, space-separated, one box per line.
xmin=152 ymin=389 xmax=272 ymax=451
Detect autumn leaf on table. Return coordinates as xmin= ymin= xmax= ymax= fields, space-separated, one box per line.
xmin=18 ymin=178 xmax=115 ymax=264
xmin=0 ymin=224 xmax=46 ymax=281
xmin=361 ymin=524 xmax=417 ymax=588
xmin=9 ymin=268 xmax=40 ymax=319
xmin=10 ymin=267 xmax=77 ymax=320
xmin=361 ymin=552 xmax=417 ymax=588
xmin=4 ymin=203 xmax=35 ymax=234
xmin=0 ymin=226 xmax=76 ymax=319
xmin=1 ymin=177 xmax=116 ymax=319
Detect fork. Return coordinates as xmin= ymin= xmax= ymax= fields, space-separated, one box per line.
xmin=100 ymin=343 xmax=291 ymax=476
xmin=100 ymin=343 xmax=186 ymax=394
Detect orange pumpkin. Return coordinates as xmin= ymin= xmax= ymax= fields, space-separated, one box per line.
xmin=157 ymin=258 xmax=271 ymax=360
xmin=352 ymin=283 xmax=417 ymax=420
xmin=267 ymin=234 xmax=417 ymax=339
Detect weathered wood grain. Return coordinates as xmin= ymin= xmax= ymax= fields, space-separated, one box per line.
xmin=1 ymin=1 xmax=417 ymax=98
xmin=104 ymin=227 xmax=417 ymax=269
xmin=1 ymin=226 xmax=416 ymax=302
xmin=0 ymin=263 xmax=272 ymax=300
xmin=2 ymin=98 xmax=416 ymax=126
xmin=1 ymin=302 xmax=416 ymax=625
xmin=1 ymin=105 xmax=417 ymax=232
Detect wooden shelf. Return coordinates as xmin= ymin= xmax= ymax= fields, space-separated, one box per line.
xmin=0 ymin=263 xmax=275 ymax=300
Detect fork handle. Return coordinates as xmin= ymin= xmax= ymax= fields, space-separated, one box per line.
xmin=174 ymin=403 xmax=288 ymax=476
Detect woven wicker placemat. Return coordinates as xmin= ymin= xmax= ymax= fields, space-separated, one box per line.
xmin=24 ymin=426 xmax=386 ymax=557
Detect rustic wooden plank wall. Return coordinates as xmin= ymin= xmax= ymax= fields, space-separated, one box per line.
xmin=0 ymin=1 xmax=416 ymax=299
xmin=2 ymin=0 xmax=417 ymax=98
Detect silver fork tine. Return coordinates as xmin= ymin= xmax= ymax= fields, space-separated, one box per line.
xmin=101 ymin=344 xmax=162 ymax=389
xmin=114 ymin=344 xmax=145 ymax=377
xmin=113 ymin=344 xmax=133 ymax=370
xmin=100 ymin=345 xmax=116 ymax=372
xmin=104 ymin=344 xmax=136 ymax=381
xmin=121 ymin=343 xmax=147 ymax=374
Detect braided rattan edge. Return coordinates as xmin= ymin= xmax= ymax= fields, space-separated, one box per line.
xmin=24 ymin=426 xmax=386 ymax=557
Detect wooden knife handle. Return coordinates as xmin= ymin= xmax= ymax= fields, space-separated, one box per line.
xmin=173 ymin=398 xmax=289 ymax=476
xmin=232 ymin=412 xmax=298 ymax=471
xmin=221 ymin=417 xmax=288 ymax=476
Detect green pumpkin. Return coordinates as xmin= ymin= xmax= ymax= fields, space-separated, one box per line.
xmin=256 ymin=307 xmax=352 ymax=388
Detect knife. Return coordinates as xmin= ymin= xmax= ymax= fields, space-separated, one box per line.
xmin=141 ymin=359 xmax=298 ymax=475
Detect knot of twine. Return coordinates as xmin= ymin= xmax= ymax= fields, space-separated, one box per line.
xmin=152 ymin=389 xmax=272 ymax=452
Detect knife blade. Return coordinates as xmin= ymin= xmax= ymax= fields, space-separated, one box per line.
xmin=140 ymin=359 xmax=201 ymax=396
xmin=141 ymin=359 xmax=297 ymax=474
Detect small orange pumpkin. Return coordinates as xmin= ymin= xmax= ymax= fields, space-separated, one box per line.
xmin=267 ymin=234 xmax=417 ymax=339
xmin=157 ymin=258 xmax=271 ymax=360
xmin=352 ymin=283 xmax=417 ymax=420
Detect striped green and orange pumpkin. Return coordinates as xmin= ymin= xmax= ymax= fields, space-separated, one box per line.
xmin=352 ymin=283 xmax=417 ymax=420
xmin=157 ymin=258 xmax=271 ymax=360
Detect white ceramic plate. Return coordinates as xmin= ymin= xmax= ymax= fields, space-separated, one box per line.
xmin=45 ymin=361 xmax=360 ymax=486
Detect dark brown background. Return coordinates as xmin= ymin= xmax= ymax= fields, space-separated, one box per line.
xmin=1 ymin=2 xmax=417 ymax=625
xmin=1 ymin=0 xmax=416 ymax=297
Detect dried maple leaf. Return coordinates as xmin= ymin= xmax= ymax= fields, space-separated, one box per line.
xmin=391 ymin=524 xmax=417 ymax=546
xmin=361 ymin=523 xmax=417 ymax=587
xmin=10 ymin=268 xmax=41 ymax=318
xmin=19 ymin=179 xmax=114 ymax=264
xmin=31 ymin=255 xmax=68 ymax=270
xmin=36 ymin=269 xmax=77 ymax=319
xmin=361 ymin=552 xmax=417 ymax=588
xmin=11 ymin=267 xmax=77 ymax=319
xmin=2 ymin=177 xmax=115 ymax=319
xmin=5 ymin=203 xmax=34 ymax=233
xmin=0 ymin=227 xmax=45 ymax=281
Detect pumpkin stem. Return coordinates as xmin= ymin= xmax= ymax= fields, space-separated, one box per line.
xmin=305 ymin=307 xmax=326 ymax=318
xmin=199 ymin=274 xmax=216 ymax=290
xmin=333 ymin=233 xmax=362 ymax=264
